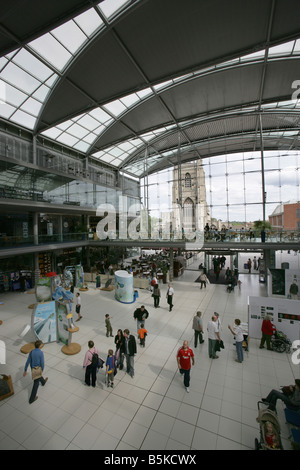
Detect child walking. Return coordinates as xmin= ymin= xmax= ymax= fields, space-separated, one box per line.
xmin=106 ymin=349 xmax=115 ymax=388
xmin=105 ymin=314 xmax=113 ymax=337
xmin=137 ymin=323 xmax=148 ymax=347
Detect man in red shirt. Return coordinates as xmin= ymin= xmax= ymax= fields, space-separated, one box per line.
xmin=259 ymin=315 xmax=275 ymax=350
xmin=177 ymin=340 xmax=195 ymax=392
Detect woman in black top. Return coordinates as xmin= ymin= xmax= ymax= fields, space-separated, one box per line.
xmin=114 ymin=329 xmax=125 ymax=370
xmin=153 ymin=283 xmax=161 ymax=308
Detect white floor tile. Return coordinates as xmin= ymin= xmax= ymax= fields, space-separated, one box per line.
xmin=0 ymin=263 xmax=296 ymax=451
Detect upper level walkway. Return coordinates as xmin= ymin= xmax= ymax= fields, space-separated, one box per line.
xmin=0 ymin=229 xmax=299 ymax=258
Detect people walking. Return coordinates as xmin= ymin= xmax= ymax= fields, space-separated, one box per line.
xmin=23 ymin=340 xmax=48 ymax=404
xmin=83 ymin=340 xmax=99 ymax=387
xmin=123 ymin=329 xmax=137 ymax=378
xmin=199 ymin=272 xmax=208 ymax=289
xmin=105 ymin=314 xmax=113 ymax=337
xmin=153 ymin=283 xmax=161 ymax=308
xmin=177 ymin=340 xmax=195 ymax=392
xmin=207 ymin=315 xmax=221 ymax=359
xmin=193 ymin=311 xmax=204 ymax=347
xmin=228 ymin=319 xmax=244 ymax=363
xmin=75 ymin=292 xmax=82 ymax=321
xmin=137 ymin=323 xmax=148 ymax=347
xmin=133 ymin=305 xmax=149 ymax=332
xmin=106 ymin=349 xmax=116 ymax=388
xmin=166 ymin=284 xmax=174 ymax=311
xmin=247 ymin=258 xmax=252 ymax=273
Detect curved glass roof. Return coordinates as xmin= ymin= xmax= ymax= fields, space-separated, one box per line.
xmin=0 ymin=1 xmax=135 ymax=130
xmin=0 ymin=0 xmax=299 ymax=178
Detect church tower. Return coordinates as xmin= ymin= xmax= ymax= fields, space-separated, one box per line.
xmin=172 ymin=160 xmax=210 ymax=234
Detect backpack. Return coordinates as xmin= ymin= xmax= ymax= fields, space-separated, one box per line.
xmin=91 ymin=351 xmax=99 ymax=367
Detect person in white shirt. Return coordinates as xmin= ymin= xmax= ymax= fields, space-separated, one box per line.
xmin=166 ymin=284 xmax=174 ymax=311
xmin=75 ymin=293 xmax=82 ymax=321
xmin=228 ymin=319 xmax=244 ymax=363
xmin=207 ymin=315 xmax=221 ymax=359
xmin=214 ymin=312 xmax=222 ymax=331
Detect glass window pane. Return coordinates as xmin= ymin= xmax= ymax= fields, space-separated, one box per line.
xmin=226 ymin=159 xmax=244 ymax=174
xmin=103 ymin=99 xmax=127 ymax=117
xmin=0 ymin=102 xmax=15 ymax=119
xmin=89 ymin=107 xmax=112 ymax=123
xmin=99 ymin=0 xmax=129 ymax=19
xmin=66 ymin=123 xmax=89 ymax=139
xmin=42 ymin=128 xmax=63 ymax=140
xmin=51 ymin=21 xmax=87 ymax=54
xmin=227 ymin=174 xmax=244 ymax=205
xmin=243 ymin=155 xmax=261 ymax=172
xmin=244 ymin=172 xmax=263 ymax=203
xmin=210 ymin=175 xmax=227 ymax=206
xmin=263 ymin=154 xmax=279 ymax=170
xmin=120 ymin=93 xmax=140 ymax=108
xmin=29 ymin=34 xmax=72 ymax=71
xmin=20 ymin=97 xmax=43 ymax=115
xmin=13 ymin=49 xmax=53 ymax=81
xmin=33 ymin=84 xmax=51 ymax=101
xmin=77 ymin=114 xmax=100 ymax=131
xmin=2 ymin=81 xmax=27 ymax=107
xmin=56 ymin=133 xmax=78 ymax=147
xmin=10 ymin=109 xmax=36 ymax=128
xmin=73 ymin=141 xmax=90 ymax=152
xmin=74 ymin=8 xmax=103 ymax=36
xmin=83 ymin=132 xmax=99 ymax=144
xmin=280 ymin=168 xmax=298 ymax=201
xmin=1 ymin=62 xmax=40 ymax=94
xmin=265 ymin=171 xmax=281 ymax=203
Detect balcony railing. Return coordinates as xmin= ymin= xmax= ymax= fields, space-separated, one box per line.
xmin=0 ymin=229 xmax=299 ymax=251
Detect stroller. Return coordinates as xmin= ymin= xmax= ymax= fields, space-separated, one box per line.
xmin=226 ymin=283 xmax=234 ymax=293
xmin=271 ymin=330 xmax=292 ymax=353
xmin=255 ymin=402 xmax=284 ymax=450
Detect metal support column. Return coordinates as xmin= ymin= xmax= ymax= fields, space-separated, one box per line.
xmin=259 ymin=113 xmax=266 ymax=224
xmin=169 ymin=247 xmax=174 ymax=282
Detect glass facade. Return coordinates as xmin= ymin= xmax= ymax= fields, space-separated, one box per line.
xmin=140 ymin=150 xmax=300 ymax=232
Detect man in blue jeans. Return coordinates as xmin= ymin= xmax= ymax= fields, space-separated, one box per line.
xmin=23 ymin=340 xmax=48 ymax=404
xmin=177 ymin=340 xmax=195 ymax=393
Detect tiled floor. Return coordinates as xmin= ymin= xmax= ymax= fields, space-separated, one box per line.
xmin=0 ymin=257 xmax=299 ymax=450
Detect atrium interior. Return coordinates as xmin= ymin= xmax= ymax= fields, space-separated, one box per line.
xmin=0 ymin=0 xmax=300 ymax=452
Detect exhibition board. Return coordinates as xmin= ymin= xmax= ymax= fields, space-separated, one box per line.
xmin=248 ymin=295 xmax=300 ymax=342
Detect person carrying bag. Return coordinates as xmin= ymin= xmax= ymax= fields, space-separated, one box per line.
xmin=23 ymin=340 xmax=48 ymax=404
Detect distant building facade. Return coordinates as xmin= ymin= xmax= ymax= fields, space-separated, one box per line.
xmin=269 ymin=201 xmax=300 ymax=230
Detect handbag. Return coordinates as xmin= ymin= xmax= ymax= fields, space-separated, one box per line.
xmin=0 ymin=374 xmax=14 ymax=401
xmin=31 ymin=366 xmax=43 ymax=380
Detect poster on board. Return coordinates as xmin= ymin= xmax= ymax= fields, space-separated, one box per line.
xmin=56 ymin=301 xmax=71 ymax=346
xmin=248 ymin=296 xmax=300 ymax=342
xmin=32 ymin=301 xmax=57 ymax=343
xmin=269 ymin=269 xmax=300 ymax=299
xmin=75 ymin=264 xmax=84 ymax=288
